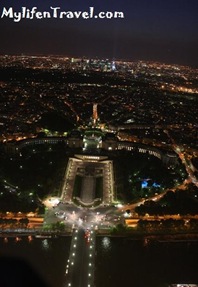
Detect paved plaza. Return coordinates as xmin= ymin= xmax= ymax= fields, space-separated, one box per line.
xmin=61 ymin=155 xmax=114 ymax=207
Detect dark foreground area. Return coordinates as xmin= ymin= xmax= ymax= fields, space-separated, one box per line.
xmin=0 ymin=236 xmax=198 ymax=287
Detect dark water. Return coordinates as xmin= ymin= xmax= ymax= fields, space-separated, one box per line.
xmin=0 ymin=236 xmax=71 ymax=287
xmin=0 ymin=236 xmax=198 ymax=287
xmin=95 ymin=237 xmax=198 ymax=287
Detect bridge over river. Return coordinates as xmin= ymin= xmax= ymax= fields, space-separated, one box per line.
xmin=64 ymin=228 xmax=95 ymax=287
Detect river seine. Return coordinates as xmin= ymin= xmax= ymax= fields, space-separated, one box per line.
xmin=0 ymin=236 xmax=198 ymax=287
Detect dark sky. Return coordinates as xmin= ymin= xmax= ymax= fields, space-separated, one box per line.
xmin=0 ymin=0 xmax=198 ymax=67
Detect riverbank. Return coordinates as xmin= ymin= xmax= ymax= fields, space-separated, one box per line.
xmin=1 ymin=227 xmax=198 ymax=242
xmin=97 ymin=228 xmax=198 ymax=241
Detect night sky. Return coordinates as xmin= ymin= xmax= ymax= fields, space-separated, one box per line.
xmin=0 ymin=0 xmax=198 ymax=67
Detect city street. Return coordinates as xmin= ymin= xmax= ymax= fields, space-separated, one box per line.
xmin=45 ymin=201 xmax=121 ymax=231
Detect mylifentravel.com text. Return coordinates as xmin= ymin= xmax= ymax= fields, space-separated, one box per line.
xmin=1 ymin=6 xmax=125 ymax=22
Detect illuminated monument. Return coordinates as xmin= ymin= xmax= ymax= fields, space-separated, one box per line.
xmin=81 ymin=103 xmax=103 ymax=150
xmin=88 ymin=103 xmax=106 ymax=130
xmin=93 ymin=103 xmax=98 ymax=125
xmin=92 ymin=103 xmax=101 ymax=128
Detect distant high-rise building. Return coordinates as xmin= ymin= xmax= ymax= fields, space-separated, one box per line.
xmin=111 ymin=61 xmax=116 ymax=71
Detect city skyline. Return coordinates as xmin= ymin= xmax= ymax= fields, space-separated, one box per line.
xmin=0 ymin=2 xmax=198 ymax=285
xmin=0 ymin=0 xmax=198 ymax=67
xmin=0 ymin=52 xmax=198 ymax=287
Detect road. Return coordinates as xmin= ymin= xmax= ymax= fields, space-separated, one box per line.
xmin=64 ymin=228 xmax=95 ymax=287
xmin=165 ymin=130 xmax=198 ymax=188
xmin=175 ymin=147 xmax=198 ymax=188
